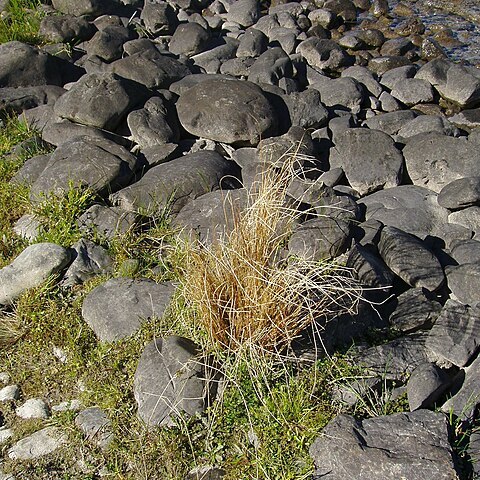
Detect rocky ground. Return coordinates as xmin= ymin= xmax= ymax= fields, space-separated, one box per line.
xmin=1 ymin=0 xmax=480 ymax=478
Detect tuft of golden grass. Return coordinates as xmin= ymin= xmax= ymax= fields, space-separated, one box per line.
xmin=180 ymin=149 xmax=360 ymax=353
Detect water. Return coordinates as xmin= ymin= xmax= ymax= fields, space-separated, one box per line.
xmin=388 ymin=0 xmax=480 ymax=66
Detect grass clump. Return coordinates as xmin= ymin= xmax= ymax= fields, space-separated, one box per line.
xmin=0 ymin=0 xmax=45 ymax=44
xmin=180 ymin=153 xmax=359 ymax=353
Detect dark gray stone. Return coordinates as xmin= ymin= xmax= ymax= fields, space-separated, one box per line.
xmin=77 ymin=204 xmax=137 ymax=240
xmin=380 ymin=65 xmax=417 ymax=90
xmin=449 ymin=207 xmax=480 ymax=233
xmin=134 ymin=336 xmax=215 ymax=426
xmin=296 ymin=38 xmax=353 ymax=71
xmin=450 ymin=108 xmax=480 ymax=131
xmin=355 ymin=333 xmax=430 ymax=380
xmin=13 ymin=214 xmax=42 ymax=241
xmin=309 ymin=410 xmax=459 ymax=480
xmin=176 ymin=78 xmax=277 ymax=146
xmin=389 ymin=288 xmax=442 ymax=333
xmin=439 ymin=177 xmax=480 ymax=210
xmin=341 ymin=65 xmax=383 ymax=97
xmin=247 ymin=47 xmax=292 ymax=86
xmin=0 ymin=85 xmax=65 ymax=116
xmin=226 ymin=0 xmax=259 ymax=27
xmin=169 ymin=73 xmax=235 ymax=96
xmin=111 ymin=150 xmax=238 ymax=215
xmin=82 ymin=278 xmax=175 ymax=342
xmin=140 ymin=0 xmax=178 ymax=35
xmin=30 ymin=136 xmax=140 ymax=202
xmin=127 ymin=96 xmax=179 ymax=148
xmin=398 ymin=115 xmax=459 ymax=139
xmin=173 ymin=189 xmax=248 ymax=244
xmin=363 ymin=110 xmax=418 ymax=136
xmin=61 ymin=239 xmax=113 ymax=287
xmin=407 ymin=362 xmax=452 ymax=411
xmin=427 ymin=299 xmax=480 ymax=367
xmin=20 ymin=104 xmax=55 ymax=132
xmin=447 ymin=264 xmax=480 ymax=306
xmin=75 ymin=407 xmax=113 ymax=450
xmin=86 ymin=26 xmax=132 ymax=62
xmin=288 ymin=217 xmax=351 ymax=261
xmin=169 ymin=22 xmax=210 ymax=56
xmin=191 ymin=41 xmax=238 ymax=74
xmin=450 ymin=239 xmax=480 ymax=265
xmin=390 ymin=78 xmax=435 ymax=106
xmin=442 ymin=354 xmax=480 ymax=421
xmin=0 ymin=41 xmax=64 ymax=88
xmin=403 ymin=133 xmax=480 ymax=193
xmin=10 ymin=154 xmax=50 ymax=186
xmin=378 ymin=226 xmax=445 ymax=292
xmin=236 ymin=28 xmax=267 ymax=58
xmin=53 ymin=72 xmax=150 ymax=131
xmin=359 ymin=185 xmax=451 ymax=240
xmin=140 ymin=143 xmax=178 ymax=167
xmin=220 ymin=57 xmax=255 ymax=77
xmin=323 ymin=0 xmax=357 ymax=22
xmin=368 ymin=55 xmax=413 ymax=76
xmin=416 ymin=59 xmax=480 ymax=108
xmin=52 ymin=0 xmax=115 ymax=16
xmin=111 ymin=49 xmax=192 ymax=89
xmin=39 ymin=14 xmax=94 ymax=43
xmin=329 ymin=128 xmax=403 ymax=196
xmin=310 ymin=77 xmax=365 ymax=111
xmin=0 ymin=243 xmax=71 ymax=305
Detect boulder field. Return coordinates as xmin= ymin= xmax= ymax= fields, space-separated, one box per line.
xmin=1 ymin=0 xmax=480 ymax=477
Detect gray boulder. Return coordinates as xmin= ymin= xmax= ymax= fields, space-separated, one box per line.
xmin=427 ymin=299 xmax=480 ymax=367
xmin=173 ymin=189 xmax=248 ymax=244
xmin=77 ymin=204 xmax=137 ymax=240
xmin=310 ymin=77 xmax=365 ymax=111
xmin=380 ymin=64 xmax=417 ymax=90
xmin=448 ymin=206 xmax=480 ymax=233
xmin=61 ymin=239 xmax=113 ymax=287
xmin=356 ymin=333 xmax=430 ymax=380
xmin=309 ymin=410 xmax=460 ymax=480
xmin=140 ymin=0 xmax=178 ymax=35
xmin=341 ymin=65 xmax=383 ymax=97
xmin=75 ymin=407 xmax=113 ymax=450
xmin=330 ymin=128 xmax=404 ymax=196
xmin=359 ymin=185 xmax=451 ymax=240
xmin=30 ymin=135 xmax=140 ymax=202
xmin=52 ymin=0 xmax=115 ymax=16
xmin=127 ymin=96 xmax=179 ymax=148
xmin=10 ymin=154 xmax=50 ymax=186
xmin=389 ymin=288 xmax=442 ymax=333
xmin=53 ymin=72 xmax=149 ymax=131
xmin=134 ymin=336 xmax=215 ymax=426
xmin=111 ymin=150 xmax=238 ymax=215
xmin=403 ymin=133 xmax=480 ymax=193
xmin=438 ymin=177 xmax=480 ymax=210
xmin=450 ymin=108 xmax=480 ymax=131
xmin=39 ymin=14 xmax=94 ymax=43
xmin=390 ymin=78 xmax=435 ymax=106
xmin=407 ymin=362 xmax=452 ymax=411
xmin=226 ymin=0 xmax=259 ymax=27
xmin=0 ymin=85 xmax=65 ymax=116
xmin=398 ymin=115 xmax=459 ymax=139
xmin=169 ymin=22 xmax=210 ymax=57
xmin=176 ymin=78 xmax=277 ymax=146
xmin=236 ymin=28 xmax=267 ymax=58
xmin=110 ymin=49 xmax=191 ymax=89
xmin=378 ymin=226 xmax=445 ymax=292
xmin=446 ymin=263 xmax=480 ymax=306
xmin=363 ymin=110 xmax=417 ymax=136
xmin=82 ymin=278 xmax=175 ymax=342
xmin=8 ymin=427 xmax=67 ymax=460
xmin=0 ymin=41 xmax=64 ymax=88
xmin=85 ymin=26 xmax=132 ymax=63
xmin=442 ymin=354 xmax=480 ymax=420
xmin=0 ymin=243 xmax=70 ymax=305
xmin=284 ymin=89 xmax=328 ymax=129
xmin=449 ymin=239 xmax=480 ymax=265
xmin=296 ymin=38 xmax=352 ymax=71
xmin=191 ymin=41 xmax=238 ymax=74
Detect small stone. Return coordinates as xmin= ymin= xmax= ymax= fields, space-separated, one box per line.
xmin=0 ymin=428 xmax=14 ymax=444
xmin=8 ymin=427 xmax=67 ymax=460
xmin=16 ymin=398 xmax=50 ymax=420
xmin=0 ymin=385 xmax=20 ymax=402
xmin=0 ymin=373 xmax=10 ymax=385
xmin=52 ymin=399 xmax=82 ymax=412
xmin=75 ymin=407 xmax=113 ymax=450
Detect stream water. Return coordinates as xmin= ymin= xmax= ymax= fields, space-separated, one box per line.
xmin=388 ymin=0 xmax=480 ymax=66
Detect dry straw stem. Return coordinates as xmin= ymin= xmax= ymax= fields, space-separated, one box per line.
xmin=180 ymin=146 xmax=361 ymax=353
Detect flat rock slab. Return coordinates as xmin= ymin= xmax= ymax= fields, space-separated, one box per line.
xmin=378 ymin=226 xmax=445 ymax=292
xmin=309 ymin=410 xmax=460 ymax=480
xmin=82 ymin=278 xmax=175 ymax=342
xmin=176 ymin=78 xmax=277 ymax=146
xmin=75 ymin=406 xmax=113 ymax=450
xmin=356 ymin=333 xmax=430 ymax=380
xmin=442 ymin=354 xmax=480 ymax=421
xmin=30 ymin=135 xmax=140 ymax=202
xmin=389 ymin=288 xmax=442 ymax=333
xmin=134 ymin=336 xmax=213 ymax=427
xmin=359 ymin=185 xmax=452 ymax=240
xmin=53 ymin=72 xmax=150 ymax=131
xmin=438 ymin=176 xmax=480 ymax=210
xmin=173 ymin=189 xmax=248 ymax=244
xmin=77 ymin=205 xmax=137 ymax=240
xmin=111 ymin=150 xmax=239 ymax=215
xmin=446 ymin=263 xmax=480 ymax=306
xmin=403 ymin=133 xmax=480 ymax=193
xmin=8 ymin=427 xmax=67 ymax=460
xmin=0 ymin=243 xmax=70 ymax=305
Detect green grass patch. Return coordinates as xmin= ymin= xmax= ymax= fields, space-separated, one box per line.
xmin=0 ymin=0 xmax=45 ymax=45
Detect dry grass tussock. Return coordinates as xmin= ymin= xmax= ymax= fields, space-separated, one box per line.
xmin=180 ymin=146 xmax=361 ymax=354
